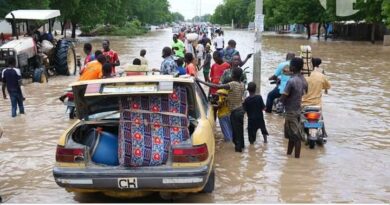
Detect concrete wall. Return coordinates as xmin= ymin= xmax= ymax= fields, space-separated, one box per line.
xmin=384 ymin=35 xmax=390 ymax=46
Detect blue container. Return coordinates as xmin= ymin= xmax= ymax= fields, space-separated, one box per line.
xmin=91 ymin=130 xmax=119 ymax=166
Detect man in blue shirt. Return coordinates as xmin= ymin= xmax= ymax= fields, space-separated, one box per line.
xmin=156 ymin=47 xmax=178 ymax=75
xmin=265 ymin=53 xmax=295 ymax=113
xmin=2 ymin=58 xmax=25 ymax=117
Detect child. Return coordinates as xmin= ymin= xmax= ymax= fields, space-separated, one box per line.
xmin=196 ymin=41 xmax=204 ymax=70
xmin=102 ymin=63 xmax=113 ymax=78
xmin=216 ymin=89 xmax=233 ymax=141
xmin=175 ymin=58 xmax=186 ymax=76
xmin=243 ymin=82 xmax=269 ymax=144
xmin=197 ymin=67 xmax=245 ymax=152
xmin=201 ymin=45 xmax=211 ymax=82
xmin=184 ymin=53 xmax=197 ymax=76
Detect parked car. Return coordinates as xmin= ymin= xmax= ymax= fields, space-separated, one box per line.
xmin=53 ymin=75 xmax=216 ymax=199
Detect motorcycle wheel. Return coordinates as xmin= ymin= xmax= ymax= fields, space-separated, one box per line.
xmin=308 ymin=140 xmax=316 ymax=149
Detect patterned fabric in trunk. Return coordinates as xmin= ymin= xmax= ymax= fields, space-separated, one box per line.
xmin=118 ymin=86 xmax=189 ymax=167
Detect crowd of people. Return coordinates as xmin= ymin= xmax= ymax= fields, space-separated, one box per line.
xmin=1 ymin=27 xmax=331 ymax=159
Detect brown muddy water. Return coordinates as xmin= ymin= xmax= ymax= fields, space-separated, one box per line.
xmin=0 ymin=29 xmax=389 ymax=203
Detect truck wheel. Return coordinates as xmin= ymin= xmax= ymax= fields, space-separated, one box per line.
xmin=54 ymin=40 xmax=76 ymax=76
xmin=32 ymin=68 xmax=48 ymax=83
xmin=202 ymin=169 xmax=215 ymax=193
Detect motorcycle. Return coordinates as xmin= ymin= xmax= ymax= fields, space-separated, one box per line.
xmin=301 ymin=106 xmax=327 ymax=149
xmin=270 ymin=80 xmax=284 ymax=114
xmin=60 ymin=88 xmax=76 ymax=119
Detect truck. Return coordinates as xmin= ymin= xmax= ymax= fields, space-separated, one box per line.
xmin=0 ymin=10 xmax=77 ymax=83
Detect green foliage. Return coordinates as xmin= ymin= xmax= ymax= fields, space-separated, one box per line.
xmin=264 ymin=0 xmax=291 ymax=27
xmin=72 ymin=0 xmax=110 ymax=33
xmin=247 ymin=1 xmax=256 ymax=24
xmin=211 ymin=5 xmax=227 ymax=24
xmin=93 ymin=20 xmax=146 ymax=37
xmin=172 ymin=12 xmax=185 ymax=22
xmin=383 ymin=0 xmax=390 ymax=28
xmin=192 ymin=14 xmax=212 ymax=22
xmin=0 ymin=0 xmax=50 ymax=17
xmin=210 ymin=0 xmax=255 ymax=27
xmin=287 ymin=0 xmax=324 ymax=24
xmin=355 ymin=0 xmax=384 ymax=23
xmin=49 ymin=0 xmax=80 ymax=21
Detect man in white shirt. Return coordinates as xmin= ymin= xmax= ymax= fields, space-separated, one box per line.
xmin=214 ymin=31 xmax=224 ymax=52
xmin=196 ymin=42 xmax=205 ymax=69
xmin=139 ymin=49 xmax=148 ymax=65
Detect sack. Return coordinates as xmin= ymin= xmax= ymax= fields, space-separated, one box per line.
xmin=186 ymin=33 xmax=199 ymax=42
xmin=41 ymin=40 xmax=54 ymax=54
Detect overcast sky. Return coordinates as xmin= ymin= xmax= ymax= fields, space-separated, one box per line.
xmin=168 ymin=0 xmax=223 ymax=20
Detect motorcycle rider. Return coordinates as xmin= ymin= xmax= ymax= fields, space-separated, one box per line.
xmin=302 ymin=58 xmax=331 ymax=137
xmin=302 ymin=58 xmax=331 ymax=107
xmin=265 ymin=53 xmax=295 ymax=113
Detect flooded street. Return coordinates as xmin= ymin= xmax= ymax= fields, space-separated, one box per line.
xmin=0 ymin=29 xmax=389 ymax=203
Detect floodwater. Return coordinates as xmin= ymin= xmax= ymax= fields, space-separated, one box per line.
xmin=0 ymin=29 xmax=389 ymax=203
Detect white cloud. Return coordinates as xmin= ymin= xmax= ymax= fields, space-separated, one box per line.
xmin=168 ymin=0 xmax=223 ymax=20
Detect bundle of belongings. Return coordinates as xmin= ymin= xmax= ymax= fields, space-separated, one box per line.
xmin=118 ymin=86 xmax=190 ymax=167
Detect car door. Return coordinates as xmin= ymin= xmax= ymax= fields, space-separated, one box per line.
xmin=195 ymin=81 xmax=215 ymax=129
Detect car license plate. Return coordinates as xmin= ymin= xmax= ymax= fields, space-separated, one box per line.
xmin=304 ymin=122 xmax=322 ymax=128
xmin=118 ymin=177 xmax=138 ymax=189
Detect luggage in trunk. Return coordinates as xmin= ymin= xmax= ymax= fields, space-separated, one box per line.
xmin=118 ymin=86 xmax=190 ymax=167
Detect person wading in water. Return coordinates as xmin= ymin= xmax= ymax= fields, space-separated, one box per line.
xmin=280 ymin=57 xmax=308 ymax=158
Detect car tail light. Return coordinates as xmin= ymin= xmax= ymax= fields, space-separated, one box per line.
xmin=172 ymin=143 xmax=208 ymax=163
xmin=305 ymin=112 xmax=321 ymax=121
xmin=56 ymin=145 xmax=85 ymax=163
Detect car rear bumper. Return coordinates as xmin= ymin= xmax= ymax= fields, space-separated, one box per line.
xmin=53 ymin=163 xmax=211 ymax=191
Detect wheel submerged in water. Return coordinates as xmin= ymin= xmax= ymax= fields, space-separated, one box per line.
xmin=32 ymin=68 xmax=48 ymax=83
xmin=54 ymin=40 xmax=77 ymax=76
xmin=308 ymin=140 xmax=316 ymax=149
xmin=202 ymin=169 xmax=215 ymax=193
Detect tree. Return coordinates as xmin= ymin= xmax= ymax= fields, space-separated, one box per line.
xmin=210 ymin=0 xmax=255 ymax=28
xmin=50 ymin=0 xmax=80 ymax=35
xmin=134 ymin=0 xmax=171 ymax=24
xmin=171 ymin=12 xmax=185 ymax=22
xmin=355 ymin=0 xmax=384 ymax=43
xmin=264 ymin=0 xmax=291 ymax=29
xmin=104 ymin=0 xmax=128 ymax=26
xmin=247 ymin=0 xmax=256 ymax=25
xmin=202 ymin=14 xmax=212 ymax=22
xmin=0 ymin=0 xmax=50 ymax=17
xmin=383 ymin=0 xmax=390 ymax=29
xmin=192 ymin=14 xmax=212 ymax=22
xmin=70 ymin=0 xmax=110 ymax=37
xmin=287 ymin=0 xmax=324 ymax=39
xmin=211 ymin=5 xmax=227 ymax=24
xmin=319 ymin=0 xmax=336 ymax=40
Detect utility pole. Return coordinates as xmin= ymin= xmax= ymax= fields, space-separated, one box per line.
xmin=253 ymin=0 xmax=263 ymax=94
